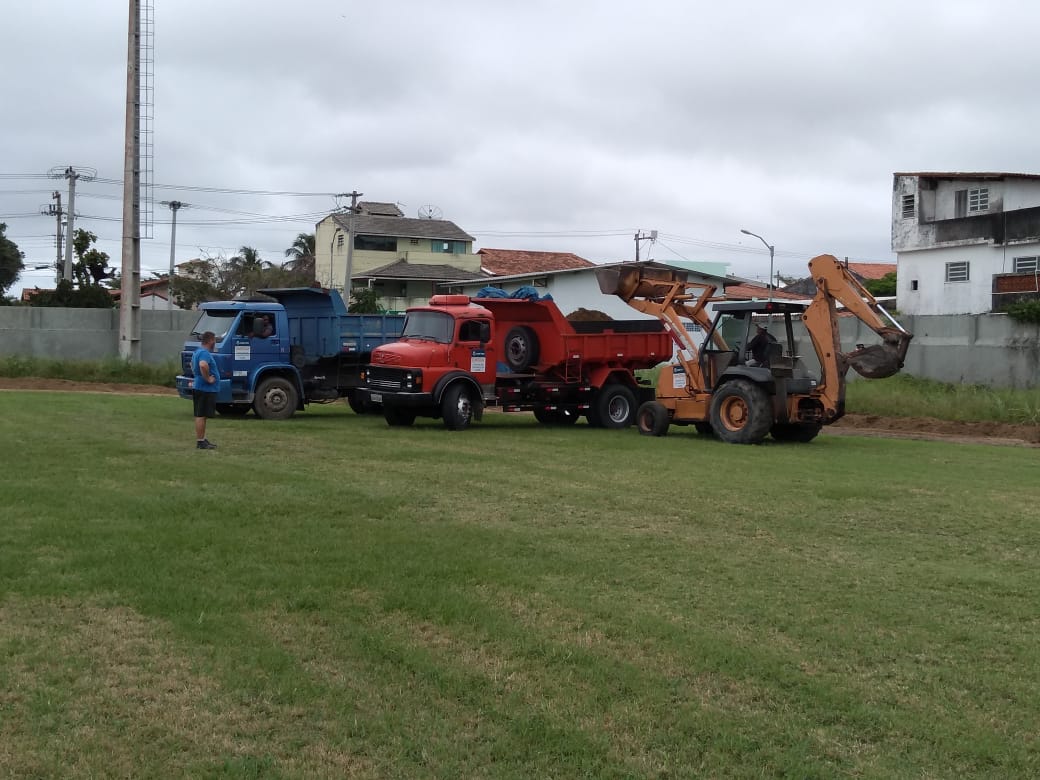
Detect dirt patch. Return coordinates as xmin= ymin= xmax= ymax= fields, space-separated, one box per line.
xmin=830 ymin=413 xmax=1040 ymax=447
xmin=0 ymin=377 xmax=177 ymax=395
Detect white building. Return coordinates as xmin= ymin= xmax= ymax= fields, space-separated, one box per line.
xmin=893 ymin=172 xmax=1040 ymax=314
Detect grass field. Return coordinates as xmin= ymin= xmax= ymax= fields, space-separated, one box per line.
xmin=2 ymin=391 xmax=1039 ymax=778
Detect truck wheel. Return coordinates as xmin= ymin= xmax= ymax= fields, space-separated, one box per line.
xmin=504 ymin=326 xmax=539 ymax=372
xmin=533 ymin=407 xmax=555 ymax=424
xmin=636 ymin=401 xmax=669 ymax=436
xmin=441 ymin=384 xmax=474 ymax=431
xmin=771 ymin=422 xmax=822 ymax=443
xmin=709 ymin=380 xmax=772 ymax=444
xmin=534 ymin=408 xmax=580 ymax=425
xmin=347 ymin=392 xmax=371 ymax=415
xmin=216 ymin=403 xmax=250 ymax=417
xmin=253 ymin=376 xmax=298 ymax=420
xmin=384 ymin=407 xmax=416 ymax=427
xmin=554 ymin=408 xmax=580 ymax=425
xmin=594 ymin=383 xmax=637 ymax=429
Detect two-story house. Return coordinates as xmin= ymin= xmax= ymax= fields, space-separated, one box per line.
xmin=314 ymin=202 xmax=478 ymax=294
xmin=893 ymin=172 xmax=1040 ymax=314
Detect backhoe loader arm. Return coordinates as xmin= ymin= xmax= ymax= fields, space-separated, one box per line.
xmin=802 ymin=254 xmax=913 ymax=420
xmin=596 ymin=266 xmax=723 ymax=391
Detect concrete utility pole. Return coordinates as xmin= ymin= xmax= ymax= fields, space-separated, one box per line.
xmin=62 ymin=168 xmax=79 ymax=281
xmin=161 ymin=200 xmax=186 ymax=307
xmin=343 ymin=190 xmax=363 ymax=307
xmin=46 ymin=191 xmax=63 ymax=283
xmin=634 ymin=229 xmax=657 ymax=262
xmin=119 ymin=0 xmax=142 ymax=360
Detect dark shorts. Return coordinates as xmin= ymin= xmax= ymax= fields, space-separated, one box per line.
xmin=193 ymin=390 xmax=217 ymax=418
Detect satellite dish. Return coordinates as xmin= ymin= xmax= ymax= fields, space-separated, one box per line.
xmin=417 ymin=204 xmax=443 ymax=220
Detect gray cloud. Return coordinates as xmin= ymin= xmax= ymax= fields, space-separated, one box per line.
xmin=5 ymin=0 xmax=1040 ymax=294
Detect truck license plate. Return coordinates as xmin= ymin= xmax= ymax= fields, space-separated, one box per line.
xmin=370 ymin=393 xmax=382 ymax=403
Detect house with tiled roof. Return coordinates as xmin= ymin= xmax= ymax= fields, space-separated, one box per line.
xmin=782 ymin=261 xmax=896 ymax=297
xmin=314 ymin=202 xmax=478 ymax=296
xmin=477 ymin=248 xmax=594 ymax=276
xmin=893 ymin=171 xmax=1040 ymax=314
xmin=352 ymin=260 xmax=481 ymax=312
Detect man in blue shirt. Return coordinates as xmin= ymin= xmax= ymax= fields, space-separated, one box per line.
xmin=191 ymin=331 xmax=220 ymax=449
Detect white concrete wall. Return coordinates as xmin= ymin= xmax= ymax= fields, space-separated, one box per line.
xmin=3 ymin=308 xmax=1037 ymax=388
xmin=898 ymin=241 xmax=1040 ymax=315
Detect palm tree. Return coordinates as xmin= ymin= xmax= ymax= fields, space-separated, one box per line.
xmin=236 ymin=245 xmax=268 ymax=272
xmin=284 ymin=233 xmax=316 ymax=277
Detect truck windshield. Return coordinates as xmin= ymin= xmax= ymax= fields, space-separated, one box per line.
xmin=401 ymin=311 xmax=454 ymax=343
xmin=189 ymin=310 xmax=238 ymax=341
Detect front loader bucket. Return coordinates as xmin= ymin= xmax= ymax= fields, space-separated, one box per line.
xmin=595 ymin=266 xmax=688 ymax=299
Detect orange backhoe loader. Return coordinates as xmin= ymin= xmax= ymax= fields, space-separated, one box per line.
xmin=595 ymin=254 xmax=913 ymax=444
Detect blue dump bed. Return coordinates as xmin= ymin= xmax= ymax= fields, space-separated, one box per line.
xmin=258 ymin=288 xmax=404 ymax=362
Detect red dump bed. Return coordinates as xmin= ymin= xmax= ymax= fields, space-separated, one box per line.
xmin=476 ymin=297 xmax=670 ymax=374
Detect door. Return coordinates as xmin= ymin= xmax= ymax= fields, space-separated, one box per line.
xmin=231 ymin=311 xmax=283 ymax=394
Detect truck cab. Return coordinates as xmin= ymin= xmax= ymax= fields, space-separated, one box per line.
xmin=362 ymin=295 xmax=495 ymax=423
xmin=177 ymin=287 xmax=404 ymax=419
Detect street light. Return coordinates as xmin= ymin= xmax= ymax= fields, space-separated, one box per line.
xmin=740 ymin=228 xmax=774 ymax=303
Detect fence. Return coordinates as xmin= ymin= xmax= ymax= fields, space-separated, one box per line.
xmin=0 ymin=307 xmax=1038 ymax=388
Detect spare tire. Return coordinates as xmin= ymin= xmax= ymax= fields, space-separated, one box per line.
xmin=504 ymin=326 xmax=539 ymax=372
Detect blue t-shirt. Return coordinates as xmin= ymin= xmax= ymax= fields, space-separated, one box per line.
xmin=191 ymin=347 xmax=220 ymax=393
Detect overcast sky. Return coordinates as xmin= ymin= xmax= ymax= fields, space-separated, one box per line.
xmin=4 ymin=0 xmax=1040 ymax=296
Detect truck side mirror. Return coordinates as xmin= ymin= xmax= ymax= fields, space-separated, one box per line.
xmin=478 ymin=322 xmax=491 ymax=344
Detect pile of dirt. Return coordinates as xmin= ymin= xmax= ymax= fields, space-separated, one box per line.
xmin=566 ymin=308 xmax=613 ymax=322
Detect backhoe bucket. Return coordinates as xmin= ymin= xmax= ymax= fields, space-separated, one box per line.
xmin=846 ymin=344 xmax=904 ymax=379
xmin=595 ymin=266 xmax=688 ymax=299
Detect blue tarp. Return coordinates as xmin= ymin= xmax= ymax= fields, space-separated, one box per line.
xmin=475 ymin=285 xmax=553 ymax=301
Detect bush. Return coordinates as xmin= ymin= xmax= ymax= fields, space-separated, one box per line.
xmin=1005 ymin=299 xmax=1040 ymax=324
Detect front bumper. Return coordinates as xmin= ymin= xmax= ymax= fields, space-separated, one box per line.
xmin=358 ymin=388 xmax=434 ymax=408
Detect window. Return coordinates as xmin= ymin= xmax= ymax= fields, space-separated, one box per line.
xmin=1013 ymin=256 xmax=1039 ymax=273
xmin=945 ymin=261 xmax=970 ymax=283
xmin=910 ymin=279 xmax=919 ymax=291
xmin=968 ymin=187 xmax=989 ymax=212
xmin=336 ymin=234 xmax=345 ymax=248
xmin=409 ymin=238 xmax=419 ymax=245
xmin=901 ymin=194 xmax=916 ymax=218
xmin=431 ymin=240 xmax=467 ymax=254
xmin=354 ymin=235 xmax=397 ymax=252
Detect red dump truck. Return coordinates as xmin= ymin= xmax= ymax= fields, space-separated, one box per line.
xmin=357 ymin=294 xmax=671 ymax=430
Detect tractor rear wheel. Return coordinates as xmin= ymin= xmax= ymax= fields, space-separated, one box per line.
xmin=708 ymin=380 xmax=772 ymax=444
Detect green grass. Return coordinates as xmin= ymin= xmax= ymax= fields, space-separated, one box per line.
xmin=1 ymin=392 xmax=1039 ymax=777
xmin=0 ymin=355 xmax=179 ymax=387
xmin=846 ymin=374 xmax=1040 ymax=424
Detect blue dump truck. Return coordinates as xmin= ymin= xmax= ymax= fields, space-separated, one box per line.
xmin=176 ymin=287 xmax=404 ymax=420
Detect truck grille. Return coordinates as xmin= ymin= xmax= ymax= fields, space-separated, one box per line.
xmin=367 ymin=366 xmax=406 ymax=391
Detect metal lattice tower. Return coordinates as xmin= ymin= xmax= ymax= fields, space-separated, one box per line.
xmin=139 ymin=0 xmax=154 ymax=238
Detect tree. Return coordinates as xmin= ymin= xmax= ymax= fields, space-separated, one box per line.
xmin=0 ymin=222 xmax=25 ymax=298
xmin=284 ymin=232 xmax=316 ymax=278
xmin=349 ymin=286 xmax=385 ymax=313
xmin=70 ymin=229 xmax=115 ymax=288
xmin=864 ymin=272 xmax=897 ymax=298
